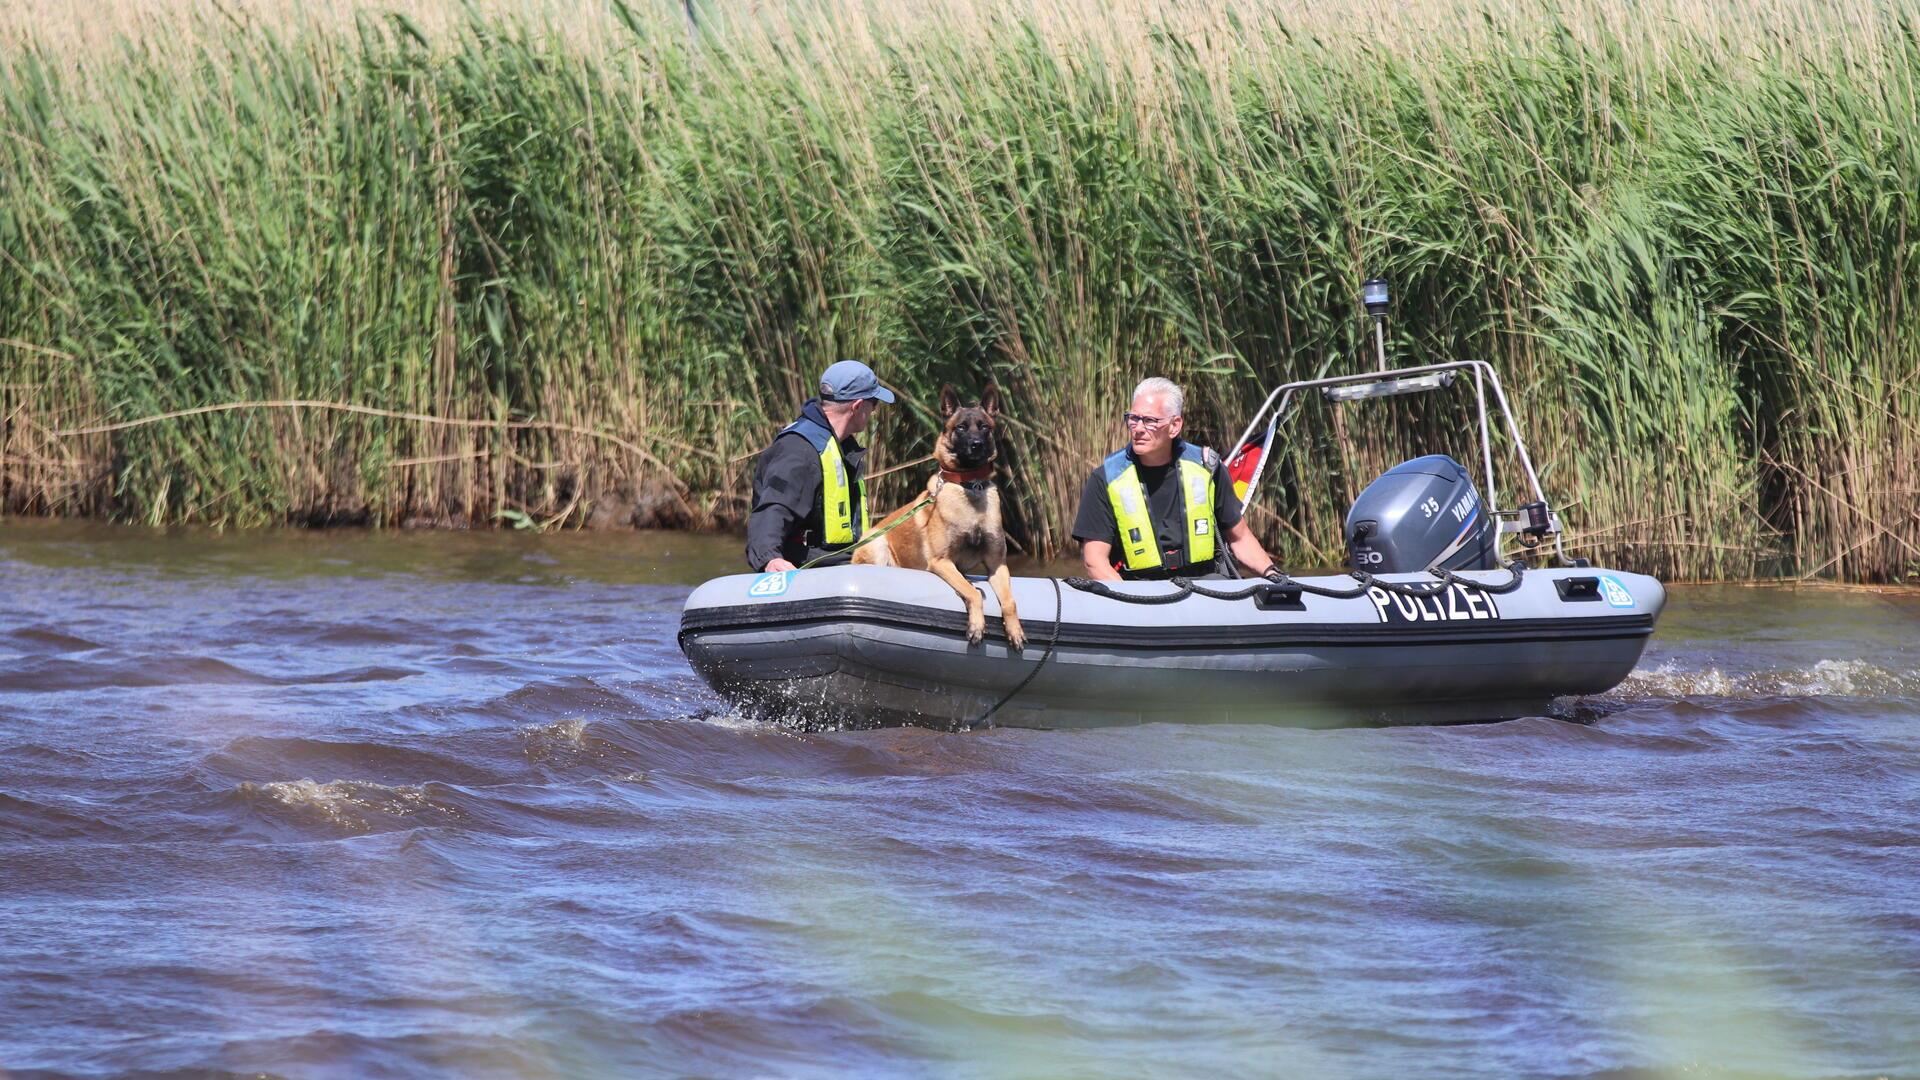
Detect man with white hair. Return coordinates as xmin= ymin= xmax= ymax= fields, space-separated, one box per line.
xmin=746 ymin=359 xmax=895 ymax=572
xmin=1072 ymin=376 xmax=1282 ymax=582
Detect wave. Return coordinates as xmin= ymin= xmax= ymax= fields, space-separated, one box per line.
xmin=221 ymin=615 xmax=444 ymax=648
xmin=3 ymin=625 xmax=104 ymax=655
xmin=0 ymin=654 xmax=275 ymax=692
xmin=0 ymin=788 xmax=137 ymax=842
xmin=231 ymin=778 xmax=470 ymax=834
xmin=205 ymin=734 xmax=518 ymax=788
xmin=1607 ymin=659 xmax=1920 ymax=701
xmin=486 ymin=676 xmax=646 ymax=719
xmin=0 ymin=653 xmax=422 ymax=694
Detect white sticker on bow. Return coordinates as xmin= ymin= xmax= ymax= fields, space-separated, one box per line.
xmin=1599 ymin=575 xmax=1634 ymax=608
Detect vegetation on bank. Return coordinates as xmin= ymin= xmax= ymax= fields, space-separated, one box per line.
xmin=2 ymin=0 xmax=1916 ymax=581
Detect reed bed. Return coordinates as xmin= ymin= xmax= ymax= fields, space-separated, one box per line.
xmin=3 ymin=0 xmax=1916 ymax=580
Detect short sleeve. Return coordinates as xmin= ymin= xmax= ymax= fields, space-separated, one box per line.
xmin=1071 ymin=466 xmax=1117 ymax=545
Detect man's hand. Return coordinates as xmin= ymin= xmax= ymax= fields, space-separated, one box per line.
xmin=1261 ymin=565 xmax=1287 ymax=584
xmin=764 ymin=558 xmax=798 ymax=573
xmin=1226 ymin=519 xmax=1282 ymax=588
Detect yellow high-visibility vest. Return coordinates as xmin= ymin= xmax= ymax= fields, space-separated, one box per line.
xmin=782 ymin=415 xmax=868 ymax=546
xmin=1101 ymin=443 xmax=1216 ymax=572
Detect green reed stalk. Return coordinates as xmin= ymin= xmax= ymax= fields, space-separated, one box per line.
xmin=2 ymin=0 xmax=1916 ymax=580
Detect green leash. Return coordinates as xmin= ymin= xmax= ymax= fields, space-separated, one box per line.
xmin=792 ymin=492 xmax=937 ymax=571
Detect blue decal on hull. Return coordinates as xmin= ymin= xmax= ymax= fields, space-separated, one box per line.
xmin=748 ymin=571 xmax=792 ymax=598
xmin=1599 ymin=575 xmax=1635 ymax=608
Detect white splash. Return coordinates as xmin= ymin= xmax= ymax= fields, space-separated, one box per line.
xmin=244 ymin=778 xmax=444 ymax=832
xmin=1613 ymin=659 xmax=1917 ymax=700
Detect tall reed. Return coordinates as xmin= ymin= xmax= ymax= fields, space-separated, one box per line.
xmin=2 ymin=0 xmax=1915 ymax=580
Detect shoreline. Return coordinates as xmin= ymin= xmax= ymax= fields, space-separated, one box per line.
xmin=4 ymin=514 xmax=1913 ymax=590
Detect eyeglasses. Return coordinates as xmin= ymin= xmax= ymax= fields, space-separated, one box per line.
xmin=1123 ymin=412 xmax=1173 ymax=430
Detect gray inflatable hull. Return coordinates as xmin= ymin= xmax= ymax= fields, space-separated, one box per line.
xmin=678 ymin=566 xmax=1664 ymax=729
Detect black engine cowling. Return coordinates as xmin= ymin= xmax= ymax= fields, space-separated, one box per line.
xmin=1345 ymin=455 xmax=1496 ymax=573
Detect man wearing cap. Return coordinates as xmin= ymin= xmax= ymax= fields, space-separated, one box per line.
xmin=746 ymin=360 xmax=896 ymax=572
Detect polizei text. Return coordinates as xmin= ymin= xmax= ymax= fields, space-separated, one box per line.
xmin=1366 ymin=582 xmax=1500 ymax=624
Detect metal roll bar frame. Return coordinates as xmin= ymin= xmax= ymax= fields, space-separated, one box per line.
xmin=1225 ymin=360 xmax=1573 ymax=566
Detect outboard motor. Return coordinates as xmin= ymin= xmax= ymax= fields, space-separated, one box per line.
xmin=1346 ymin=455 xmax=1497 ymax=572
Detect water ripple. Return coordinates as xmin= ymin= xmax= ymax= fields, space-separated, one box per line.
xmin=2 ymin=526 xmax=1917 ymax=1079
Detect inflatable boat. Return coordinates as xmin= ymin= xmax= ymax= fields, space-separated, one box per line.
xmin=679 ymin=562 xmax=1662 ymax=728
xmin=682 ymin=291 xmax=1666 ymax=728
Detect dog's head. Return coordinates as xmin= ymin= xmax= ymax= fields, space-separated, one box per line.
xmin=936 ymin=383 xmax=1000 ymax=471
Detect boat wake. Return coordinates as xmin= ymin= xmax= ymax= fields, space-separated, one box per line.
xmin=1608 ymin=658 xmax=1920 ymax=701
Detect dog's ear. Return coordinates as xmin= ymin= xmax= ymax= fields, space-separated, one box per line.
xmin=980 ymin=382 xmax=1000 ymax=418
xmin=939 ymin=384 xmax=960 ymax=420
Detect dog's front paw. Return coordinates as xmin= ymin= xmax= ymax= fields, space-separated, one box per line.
xmin=966 ymin=613 xmax=986 ymax=646
xmin=1004 ymin=618 xmax=1027 ymax=652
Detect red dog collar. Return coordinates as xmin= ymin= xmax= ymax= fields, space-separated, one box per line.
xmin=939 ymin=465 xmax=994 ymax=484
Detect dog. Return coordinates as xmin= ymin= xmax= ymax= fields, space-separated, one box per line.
xmin=853 ymin=383 xmax=1025 ymax=651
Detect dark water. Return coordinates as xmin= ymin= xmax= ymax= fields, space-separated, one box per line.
xmin=3 ymin=519 xmax=1917 ymax=1080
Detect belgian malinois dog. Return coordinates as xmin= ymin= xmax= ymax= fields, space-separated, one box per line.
xmin=854 ymin=384 xmax=1025 ymax=651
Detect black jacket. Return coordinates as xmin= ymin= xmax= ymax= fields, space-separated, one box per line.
xmin=745 ymin=399 xmax=869 ymax=570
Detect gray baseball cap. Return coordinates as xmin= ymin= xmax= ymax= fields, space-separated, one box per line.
xmin=818 ymin=359 xmax=895 ymax=403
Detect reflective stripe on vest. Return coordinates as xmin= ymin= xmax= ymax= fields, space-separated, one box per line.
xmin=1101 ymin=443 xmax=1216 ymax=571
xmin=781 ymin=415 xmax=867 ymax=546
